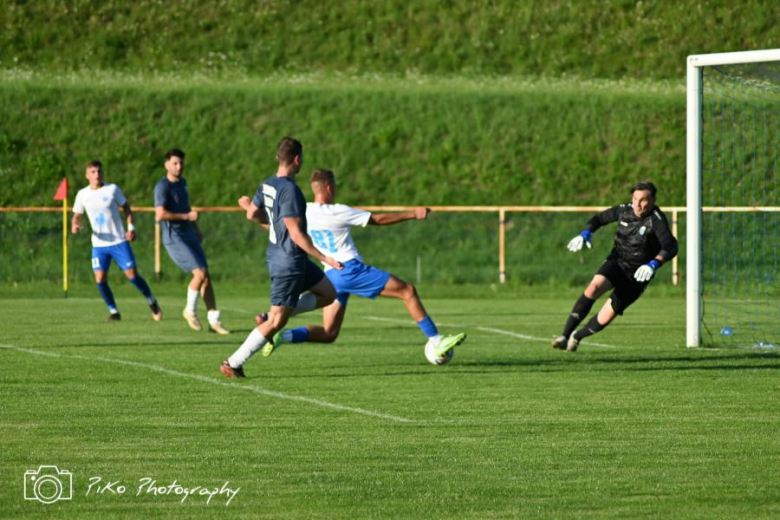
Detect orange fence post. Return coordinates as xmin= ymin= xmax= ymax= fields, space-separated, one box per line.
xmin=499 ymin=208 xmax=506 ymax=283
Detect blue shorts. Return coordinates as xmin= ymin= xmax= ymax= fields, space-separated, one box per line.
xmin=270 ymin=259 xmax=326 ymax=308
xmin=326 ymin=259 xmax=391 ymax=305
xmin=163 ymin=234 xmax=208 ymax=272
xmin=92 ymin=242 xmax=137 ymax=272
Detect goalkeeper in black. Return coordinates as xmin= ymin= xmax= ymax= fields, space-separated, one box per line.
xmin=552 ymin=181 xmax=678 ymax=352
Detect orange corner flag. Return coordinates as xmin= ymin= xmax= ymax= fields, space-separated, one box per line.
xmin=53 ymin=177 xmax=69 ymax=201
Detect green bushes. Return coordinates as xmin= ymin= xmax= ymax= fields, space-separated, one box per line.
xmin=1 ymin=1 xmax=776 ymax=79
xmin=0 ymin=76 xmax=686 ymax=208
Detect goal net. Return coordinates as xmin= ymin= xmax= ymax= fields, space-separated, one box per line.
xmin=687 ymin=50 xmax=780 ymax=348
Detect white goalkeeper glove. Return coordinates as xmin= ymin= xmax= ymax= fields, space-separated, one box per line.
xmin=634 ymin=260 xmax=661 ymax=282
xmin=567 ymin=230 xmax=593 ymax=252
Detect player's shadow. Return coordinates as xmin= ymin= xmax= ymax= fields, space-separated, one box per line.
xmin=454 ymin=351 xmax=780 ymax=373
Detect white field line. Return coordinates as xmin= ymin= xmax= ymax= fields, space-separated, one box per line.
xmin=476 ymin=326 xmax=618 ymax=349
xmin=364 ymin=316 xmax=619 ymax=349
xmin=0 ymin=344 xmax=417 ymax=424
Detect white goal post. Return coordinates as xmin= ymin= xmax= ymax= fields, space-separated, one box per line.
xmin=686 ymin=48 xmax=780 ymax=347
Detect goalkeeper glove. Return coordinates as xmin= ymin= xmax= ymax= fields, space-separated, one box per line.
xmin=634 ymin=260 xmax=661 ymax=282
xmin=567 ymin=230 xmax=593 ymax=252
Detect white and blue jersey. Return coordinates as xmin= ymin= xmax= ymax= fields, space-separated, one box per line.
xmin=306 ymin=203 xmax=390 ymax=302
xmin=73 ymin=184 xmax=128 ymax=247
xmin=73 ymin=184 xmax=137 ymax=272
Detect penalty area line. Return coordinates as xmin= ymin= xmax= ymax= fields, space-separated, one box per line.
xmin=475 ymin=326 xmax=619 ymax=349
xmin=363 ymin=316 xmax=619 ymax=349
xmin=0 ymin=344 xmax=418 ymax=424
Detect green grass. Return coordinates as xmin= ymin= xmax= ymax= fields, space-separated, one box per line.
xmin=2 ymin=1 xmax=777 ymax=79
xmin=0 ymin=72 xmax=687 ymax=208
xmin=2 ymin=288 xmax=779 ymax=518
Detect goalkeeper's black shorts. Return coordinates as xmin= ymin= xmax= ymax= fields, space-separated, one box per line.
xmin=597 ymin=259 xmax=648 ymax=315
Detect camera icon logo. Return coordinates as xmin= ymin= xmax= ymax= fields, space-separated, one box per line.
xmin=24 ymin=465 xmax=73 ymax=504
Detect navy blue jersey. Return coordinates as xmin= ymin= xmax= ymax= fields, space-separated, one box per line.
xmin=253 ymin=175 xmax=307 ymax=275
xmin=586 ymin=204 xmax=678 ymax=275
xmin=154 ymin=176 xmax=196 ymax=240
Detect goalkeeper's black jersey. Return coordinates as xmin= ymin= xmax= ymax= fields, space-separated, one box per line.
xmin=585 ymin=204 xmax=678 ymax=276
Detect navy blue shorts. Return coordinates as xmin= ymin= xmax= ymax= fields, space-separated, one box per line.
xmin=325 ymin=259 xmax=391 ymax=306
xmin=92 ymin=242 xmax=137 ymax=272
xmin=270 ymin=259 xmax=326 ymax=308
xmin=163 ymin=234 xmax=208 ymax=272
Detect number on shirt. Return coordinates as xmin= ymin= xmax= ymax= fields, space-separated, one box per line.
xmin=310 ymin=230 xmax=338 ymax=253
xmin=262 ymin=185 xmax=277 ymax=244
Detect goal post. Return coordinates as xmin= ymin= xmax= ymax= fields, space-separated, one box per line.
xmin=686 ymin=49 xmax=780 ymax=347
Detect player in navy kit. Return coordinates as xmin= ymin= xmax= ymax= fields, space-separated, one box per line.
xmin=154 ymin=149 xmax=229 ymax=334
xmin=552 ymin=181 xmax=678 ymax=351
xmin=221 ymin=138 xmax=343 ymax=378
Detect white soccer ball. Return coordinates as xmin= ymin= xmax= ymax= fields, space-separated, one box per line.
xmin=425 ymin=342 xmax=454 ymax=365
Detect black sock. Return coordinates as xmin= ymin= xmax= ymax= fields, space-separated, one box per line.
xmin=562 ymin=294 xmax=595 ymax=338
xmin=574 ymin=315 xmax=607 ymax=341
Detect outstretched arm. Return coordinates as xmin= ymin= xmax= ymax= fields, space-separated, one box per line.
xmin=284 ymin=216 xmax=343 ymax=270
xmin=369 ymin=207 xmax=430 ymax=226
xmin=568 ymin=205 xmax=623 ymax=252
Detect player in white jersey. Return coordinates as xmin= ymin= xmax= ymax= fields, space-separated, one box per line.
xmin=72 ymin=160 xmax=162 ymax=321
xmin=259 ymin=168 xmax=466 ymax=359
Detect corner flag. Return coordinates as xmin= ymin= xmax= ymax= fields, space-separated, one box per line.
xmin=53 ymin=177 xmax=69 ymax=201
xmin=53 ymin=177 xmax=69 ymax=297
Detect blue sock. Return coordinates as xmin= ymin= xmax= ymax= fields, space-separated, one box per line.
xmin=417 ymin=316 xmax=438 ymax=338
xmin=286 ymin=327 xmax=310 ymax=344
xmin=129 ymin=276 xmax=155 ymax=304
xmin=97 ymin=282 xmax=118 ymax=313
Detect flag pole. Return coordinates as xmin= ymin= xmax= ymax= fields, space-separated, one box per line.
xmin=53 ymin=177 xmax=69 ymax=298
xmin=63 ymin=195 xmax=68 ymax=298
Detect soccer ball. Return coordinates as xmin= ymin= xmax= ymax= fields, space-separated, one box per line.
xmin=425 ymin=342 xmax=454 ymax=365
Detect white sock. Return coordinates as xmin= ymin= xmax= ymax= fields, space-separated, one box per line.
xmin=228 ymin=328 xmax=267 ymax=368
xmin=427 ymin=334 xmax=442 ymax=345
xmin=290 ymin=292 xmax=317 ymax=317
xmin=282 ymin=330 xmax=294 ymax=342
xmin=207 ymin=309 xmax=221 ymax=324
xmin=185 ymin=287 xmax=199 ymax=314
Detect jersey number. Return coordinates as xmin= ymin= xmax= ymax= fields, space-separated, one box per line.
xmin=262 ymin=185 xmax=277 ymax=244
xmin=310 ymin=230 xmax=337 ymax=253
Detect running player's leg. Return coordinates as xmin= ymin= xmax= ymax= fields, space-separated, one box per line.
xmin=566 ymin=299 xmax=618 ymax=351
xmin=183 ymin=268 xmax=206 ymax=330
xmin=380 ymin=274 xmax=466 ymax=355
xmin=568 ymin=269 xmax=646 ymax=351
xmin=277 ymin=264 xmax=343 ymax=346
xmin=380 ymin=275 xmax=427 ymax=321
xmin=289 ymin=262 xmax=335 ymax=317
xmin=553 ymin=274 xmax=613 ymax=349
xmin=116 ymin=242 xmax=162 ymax=321
xmin=196 ymin=267 xmax=228 ymax=333
xmin=222 ymin=272 xmax=302 ymax=376
xmin=224 ymin=304 xmax=294 ymax=376
xmin=92 ymin=248 xmax=119 ymax=319
xmin=286 ymin=297 xmax=348 ymax=344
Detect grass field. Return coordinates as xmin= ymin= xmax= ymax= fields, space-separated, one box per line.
xmin=2 ymin=287 xmax=779 ymax=518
